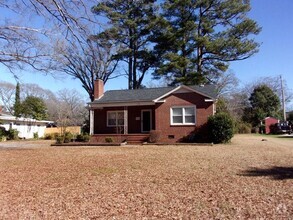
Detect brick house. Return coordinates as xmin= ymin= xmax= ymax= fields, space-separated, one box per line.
xmin=88 ymin=80 xmax=217 ymax=143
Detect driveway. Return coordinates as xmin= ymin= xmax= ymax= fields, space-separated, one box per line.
xmin=0 ymin=140 xmax=54 ymax=148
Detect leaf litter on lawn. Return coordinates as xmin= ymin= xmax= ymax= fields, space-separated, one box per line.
xmin=0 ymin=135 xmax=292 ymax=219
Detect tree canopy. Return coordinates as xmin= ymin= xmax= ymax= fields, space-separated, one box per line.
xmin=152 ymin=0 xmax=261 ymax=86
xmin=20 ymin=96 xmax=48 ymax=120
xmin=92 ymin=0 xmax=159 ymax=89
xmin=243 ymin=85 xmax=280 ymax=126
xmin=1 ymin=0 xmax=261 ymax=96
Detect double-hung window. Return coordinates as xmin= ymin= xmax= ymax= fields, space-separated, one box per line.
xmin=107 ymin=111 xmax=124 ymax=127
xmin=171 ymin=106 xmax=196 ymax=125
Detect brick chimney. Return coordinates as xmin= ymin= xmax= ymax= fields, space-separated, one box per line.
xmin=94 ymin=79 xmax=104 ymax=100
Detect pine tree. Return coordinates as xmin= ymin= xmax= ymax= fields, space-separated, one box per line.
xmin=14 ymin=82 xmax=21 ymax=117
xmin=92 ymin=0 xmax=158 ymax=89
xmin=153 ymin=0 xmax=261 ymax=86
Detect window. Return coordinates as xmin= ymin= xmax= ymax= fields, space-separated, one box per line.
xmin=107 ymin=111 xmax=124 ymax=127
xmin=171 ymin=106 xmax=196 ymax=125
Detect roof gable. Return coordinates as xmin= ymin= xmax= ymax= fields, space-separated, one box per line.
xmin=153 ymin=85 xmax=216 ymax=102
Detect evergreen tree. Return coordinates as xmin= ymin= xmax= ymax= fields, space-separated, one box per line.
xmin=21 ymin=96 xmax=48 ymax=120
xmin=14 ymin=82 xmax=22 ymax=117
xmin=92 ymin=0 xmax=158 ymax=89
xmin=153 ymin=0 xmax=261 ymax=85
xmin=243 ymin=85 xmax=280 ymax=126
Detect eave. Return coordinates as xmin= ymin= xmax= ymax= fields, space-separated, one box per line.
xmin=88 ymin=101 xmax=156 ymax=109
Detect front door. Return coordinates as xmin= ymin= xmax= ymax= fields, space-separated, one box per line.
xmin=141 ymin=110 xmax=152 ymax=133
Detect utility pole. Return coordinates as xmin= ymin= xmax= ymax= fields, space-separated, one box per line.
xmin=280 ymin=75 xmax=286 ymax=121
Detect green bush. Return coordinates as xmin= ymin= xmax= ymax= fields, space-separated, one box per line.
xmin=64 ymin=132 xmax=73 ymax=143
xmin=44 ymin=133 xmax=54 ymax=140
xmin=83 ymin=134 xmax=90 ymax=142
xmin=33 ymin=132 xmax=39 ymax=139
xmin=75 ymin=133 xmax=90 ymax=142
xmin=207 ymin=113 xmax=234 ymax=144
xmin=6 ymin=129 xmax=19 ymax=140
xmin=105 ymin=137 xmax=113 ymax=143
xmin=55 ymin=135 xmax=64 ymax=144
xmin=76 ymin=134 xmax=83 ymax=142
xmin=235 ymin=121 xmax=252 ymax=134
xmin=0 ymin=127 xmax=6 ymax=138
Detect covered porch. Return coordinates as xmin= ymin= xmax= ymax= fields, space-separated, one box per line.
xmin=89 ymin=105 xmax=156 ymax=143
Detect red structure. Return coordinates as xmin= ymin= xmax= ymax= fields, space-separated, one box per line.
xmin=264 ymin=117 xmax=279 ymax=134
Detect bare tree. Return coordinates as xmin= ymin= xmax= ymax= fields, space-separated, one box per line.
xmin=243 ymin=76 xmax=292 ymax=106
xmin=51 ymin=89 xmax=88 ymax=127
xmin=0 ymin=81 xmax=15 ymax=114
xmin=20 ymin=83 xmax=56 ymax=101
xmin=52 ymin=37 xmax=120 ymax=101
xmin=213 ymin=71 xmax=239 ymax=97
xmin=0 ymin=0 xmax=120 ymax=100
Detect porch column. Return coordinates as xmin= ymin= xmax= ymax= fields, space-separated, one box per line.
xmin=124 ymin=107 xmax=128 ymax=134
xmin=89 ymin=109 xmax=94 ymax=135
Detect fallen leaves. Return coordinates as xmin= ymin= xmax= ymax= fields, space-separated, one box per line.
xmin=0 ymin=135 xmax=292 ymax=219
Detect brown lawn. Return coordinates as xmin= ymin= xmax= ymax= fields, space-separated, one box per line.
xmin=0 ymin=135 xmax=292 ymax=219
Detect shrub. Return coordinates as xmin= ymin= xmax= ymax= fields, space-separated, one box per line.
xmin=251 ymin=127 xmax=258 ymax=133
xmin=76 ymin=133 xmax=90 ymax=142
xmin=207 ymin=113 xmax=234 ymax=144
xmin=0 ymin=136 xmax=6 ymax=142
xmin=148 ymin=130 xmax=161 ymax=143
xmin=0 ymin=127 xmax=6 ymax=139
xmin=83 ymin=134 xmax=90 ymax=142
xmin=235 ymin=121 xmax=252 ymax=134
xmin=44 ymin=134 xmax=54 ymax=140
xmin=76 ymin=134 xmax=83 ymax=142
xmin=53 ymin=133 xmax=59 ymax=139
xmin=105 ymin=137 xmax=113 ymax=143
xmin=6 ymin=129 xmax=19 ymax=140
xmin=33 ymin=132 xmax=39 ymax=139
xmin=64 ymin=132 xmax=73 ymax=143
xmin=55 ymin=135 xmax=64 ymax=144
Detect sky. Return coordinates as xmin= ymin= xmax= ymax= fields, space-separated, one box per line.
xmin=1 ymin=0 xmax=293 ymax=109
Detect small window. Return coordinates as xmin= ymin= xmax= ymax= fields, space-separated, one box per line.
xmin=107 ymin=111 xmax=124 ymax=127
xmin=171 ymin=106 xmax=196 ymax=125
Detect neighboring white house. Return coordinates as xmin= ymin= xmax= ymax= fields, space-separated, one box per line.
xmin=0 ymin=113 xmax=53 ymax=139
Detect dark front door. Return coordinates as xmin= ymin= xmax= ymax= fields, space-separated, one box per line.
xmin=141 ymin=110 xmax=152 ymax=132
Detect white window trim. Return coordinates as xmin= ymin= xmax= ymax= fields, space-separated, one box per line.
xmin=107 ymin=111 xmax=125 ymax=127
xmin=170 ymin=106 xmax=196 ymax=125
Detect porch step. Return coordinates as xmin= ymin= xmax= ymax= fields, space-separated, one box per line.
xmin=126 ymin=135 xmax=149 ymax=144
xmin=90 ymin=134 xmax=150 ymax=144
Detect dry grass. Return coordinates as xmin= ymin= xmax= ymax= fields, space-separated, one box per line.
xmin=0 ymin=135 xmax=292 ymax=219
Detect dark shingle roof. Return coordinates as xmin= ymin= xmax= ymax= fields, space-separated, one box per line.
xmin=91 ymin=85 xmax=217 ymax=104
xmin=189 ymin=85 xmax=217 ymax=99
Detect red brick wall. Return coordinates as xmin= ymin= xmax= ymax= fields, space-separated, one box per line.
xmin=155 ymin=92 xmax=214 ymax=143
xmin=94 ymin=79 xmax=104 ymax=100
